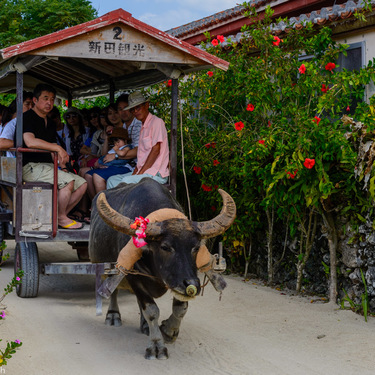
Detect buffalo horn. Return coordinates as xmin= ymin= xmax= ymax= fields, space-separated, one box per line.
xmin=195 ymin=189 xmax=236 ymax=239
xmin=96 ymin=192 xmax=163 ymax=238
xmin=96 ymin=193 xmax=137 ymax=236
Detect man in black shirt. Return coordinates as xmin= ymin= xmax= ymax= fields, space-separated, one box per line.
xmin=22 ymin=84 xmax=87 ymax=230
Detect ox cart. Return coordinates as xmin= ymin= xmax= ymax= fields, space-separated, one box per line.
xmin=0 ymin=9 xmax=229 ymax=313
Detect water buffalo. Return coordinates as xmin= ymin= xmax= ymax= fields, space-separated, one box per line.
xmin=89 ymin=178 xmax=236 ymax=359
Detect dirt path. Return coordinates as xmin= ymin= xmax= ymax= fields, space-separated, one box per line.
xmin=1 ymin=240 xmax=375 ymax=375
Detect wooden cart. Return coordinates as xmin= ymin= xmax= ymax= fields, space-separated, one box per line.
xmin=0 ymin=9 xmax=229 ymax=313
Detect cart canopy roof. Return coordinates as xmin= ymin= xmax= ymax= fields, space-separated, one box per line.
xmin=0 ymin=8 xmax=229 ymax=99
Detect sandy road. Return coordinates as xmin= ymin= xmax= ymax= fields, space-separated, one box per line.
xmin=1 ymin=240 xmax=375 ymax=375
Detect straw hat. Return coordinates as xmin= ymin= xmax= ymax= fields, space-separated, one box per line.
xmin=124 ymin=91 xmax=149 ymax=110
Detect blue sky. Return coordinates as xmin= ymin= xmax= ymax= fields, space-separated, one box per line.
xmin=89 ymin=0 xmax=240 ymax=31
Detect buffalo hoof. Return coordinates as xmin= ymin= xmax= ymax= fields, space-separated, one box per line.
xmin=160 ymin=321 xmax=179 ymax=343
xmin=105 ymin=311 xmax=122 ymax=327
xmin=145 ymin=346 xmax=168 ymax=360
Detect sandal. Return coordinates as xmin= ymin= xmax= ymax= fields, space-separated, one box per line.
xmin=59 ymin=220 xmax=84 ymax=230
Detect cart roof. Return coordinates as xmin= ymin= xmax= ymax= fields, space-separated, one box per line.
xmin=0 ymin=9 xmax=229 ymax=99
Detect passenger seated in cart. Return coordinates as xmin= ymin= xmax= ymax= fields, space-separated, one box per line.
xmin=84 ymin=127 xmax=134 ymax=198
xmin=22 ymin=83 xmax=87 ymax=230
xmin=106 ymin=91 xmax=169 ymax=188
xmin=0 ymin=92 xmax=34 ymax=155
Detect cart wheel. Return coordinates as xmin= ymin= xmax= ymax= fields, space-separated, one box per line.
xmin=14 ymin=242 xmax=39 ymax=298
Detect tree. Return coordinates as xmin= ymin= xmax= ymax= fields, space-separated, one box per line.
xmin=147 ymin=5 xmax=375 ymax=302
xmin=0 ymin=0 xmax=97 ymax=49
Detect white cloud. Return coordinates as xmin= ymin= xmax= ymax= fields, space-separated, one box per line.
xmin=140 ymin=9 xmax=198 ymax=31
xmin=137 ymin=0 xmax=239 ymax=30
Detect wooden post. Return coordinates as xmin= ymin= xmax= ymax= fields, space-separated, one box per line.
xmin=67 ymin=92 xmax=73 ymax=107
xmin=109 ymin=79 xmax=115 ymax=103
xmin=170 ymin=78 xmax=178 ymax=197
xmin=15 ymin=71 xmax=23 ymax=242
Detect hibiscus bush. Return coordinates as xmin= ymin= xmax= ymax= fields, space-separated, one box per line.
xmin=148 ymin=5 xmax=375 ymax=297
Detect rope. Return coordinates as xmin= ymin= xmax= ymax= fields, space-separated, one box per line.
xmin=179 ymin=91 xmax=192 ymax=220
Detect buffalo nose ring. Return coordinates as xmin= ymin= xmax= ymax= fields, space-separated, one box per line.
xmin=186 ymin=285 xmax=197 ymax=297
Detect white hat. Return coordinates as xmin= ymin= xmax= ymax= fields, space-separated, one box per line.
xmin=124 ymin=91 xmax=149 ymax=110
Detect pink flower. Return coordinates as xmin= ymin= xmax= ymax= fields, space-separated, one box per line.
xmin=325 ymin=62 xmax=336 ymax=72
xmin=313 ymin=116 xmax=321 ymax=125
xmin=217 ymin=35 xmax=225 ymax=43
xmin=298 ymin=64 xmax=306 ymax=74
xmin=16 ymin=276 xmax=20 ymax=281
xmin=273 ymin=36 xmax=281 ymax=46
xmin=207 ymin=71 xmax=214 ymax=77
xmin=246 ymin=103 xmax=255 ymax=112
xmin=346 ymin=106 xmax=350 ymax=112
xmin=193 ymin=166 xmax=201 ymax=174
xmin=213 ymin=159 xmax=220 ymax=166
xmin=303 ymin=158 xmax=315 ymax=169
xmin=258 ymin=140 xmax=265 ymax=145
xmin=14 ymin=340 xmax=21 ymax=344
xmin=234 ymin=121 xmax=244 ymax=131
xmin=211 ymin=39 xmax=219 ymax=46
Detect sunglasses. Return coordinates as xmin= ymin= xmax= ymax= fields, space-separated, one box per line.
xmin=66 ymin=114 xmax=78 ymax=119
xmin=130 ymin=103 xmax=145 ymax=114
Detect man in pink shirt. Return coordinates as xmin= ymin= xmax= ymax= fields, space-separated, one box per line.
xmin=106 ymin=91 xmax=169 ymax=189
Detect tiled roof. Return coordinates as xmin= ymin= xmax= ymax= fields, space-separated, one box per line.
xmin=168 ymin=0 xmax=375 ymax=44
xmin=167 ymin=6 xmax=245 ymax=38
xmin=273 ymin=0 xmax=375 ymax=33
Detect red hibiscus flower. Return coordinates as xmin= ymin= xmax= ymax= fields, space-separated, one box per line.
xmin=258 ymin=140 xmax=265 ymax=145
xmin=204 ymin=143 xmax=211 ymax=149
xmin=246 ymin=103 xmax=255 ymax=112
xmin=298 ymin=64 xmax=306 ymax=74
xmin=214 ymin=185 xmax=218 ymax=189
xmin=166 ymin=79 xmax=172 ymax=87
xmin=202 ymin=184 xmax=212 ymax=192
xmin=65 ymin=100 xmax=68 ymax=106
xmin=234 ymin=121 xmax=244 ymax=131
xmin=273 ymin=36 xmax=281 ymax=46
xmin=313 ymin=116 xmax=321 ymax=125
xmin=213 ymin=159 xmax=220 ymax=166
xmin=286 ymin=169 xmax=298 ymax=179
xmin=193 ymin=166 xmax=201 ymax=174
xmin=325 ymin=62 xmax=336 ymax=72
xmin=217 ymin=35 xmax=225 ymax=43
xmin=207 ymin=71 xmax=214 ymax=77
xmin=303 ymin=158 xmax=315 ymax=169
xmin=321 ymin=84 xmax=329 ymax=93
xmin=211 ymin=39 xmax=219 ymax=46
xmin=346 ymin=106 xmax=350 ymax=112
xmin=268 ymin=120 xmax=271 ymax=127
